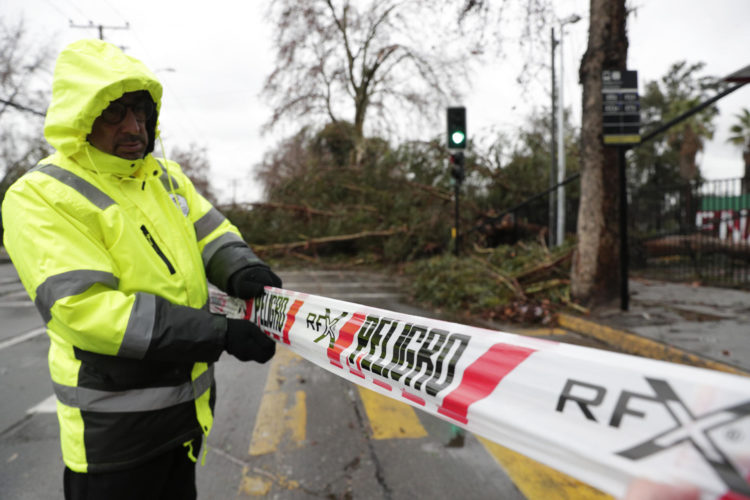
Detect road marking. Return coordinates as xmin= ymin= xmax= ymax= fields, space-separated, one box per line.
xmin=358 ymin=386 xmax=428 ymax=439
xmin=0 ymin=327 xmax=45 ymax=351
xmin=238 ymin=474 xmax=273 ymax=496
xmin=239 ymin=467 xmax=300 ymax=497
xmin=478 ymin=436 xmax=613 ymax=500
xmin=0 ymin=301 xmax=35 ymax=307
xmin=248 ymin=346 xmax=307 ymax=456
xmin=248 ymin=391 xmax=306 ymax=456
xmin=557 ymin=313 xmax=748 ymax=375
xmin=27 ymin=394 xmax=57 ymax=414
xmin=518 ymin=327 xmax=570 ymax=337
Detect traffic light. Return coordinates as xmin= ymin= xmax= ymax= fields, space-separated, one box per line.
xmin=450 ymin=152 xmax=465 ymax=182
xmin=447 ymin=107 xmax=466 ymax=149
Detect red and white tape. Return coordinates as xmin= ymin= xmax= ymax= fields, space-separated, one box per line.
xmin=210 ymin=286 xmax=750 ymax=500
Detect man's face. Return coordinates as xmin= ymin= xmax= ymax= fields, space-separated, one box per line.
xmin=88 ymin=91 xmax=153 ymax=160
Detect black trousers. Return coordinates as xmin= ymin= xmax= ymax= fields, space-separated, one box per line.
xmin=63 ymin=442 xmax=200 ymax=500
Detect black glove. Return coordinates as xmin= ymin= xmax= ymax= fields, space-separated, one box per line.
xmin=227 ymin=265 xmax=282 ymax=299
xmin=225 ymin=319 xmax=276 ymax=363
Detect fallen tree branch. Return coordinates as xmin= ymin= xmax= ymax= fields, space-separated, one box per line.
xmin=287 ymin=251 xmax=320 ymax=263
xmin=469 ymin=254 xmax=526 ymax=300
xmin=407 ymin=181 xmax=453 ymax=202
xmin=524 ymin=279 xmax=570 ymax=295
xmin=223 ymin=201 xmax=342 ymax=217
xmin=255 ymin=227 xmax=408 ymax=252
xmin=561 ymin=289 xmax=590 ymax=315
xmin=511 ymin=248 xmax=574 ymax=282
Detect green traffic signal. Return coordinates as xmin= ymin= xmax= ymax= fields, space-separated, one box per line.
xmin=451 ymin=131 xmax=466 ymax=147
xmin=447 ymin=106 xmax=466 ymax=149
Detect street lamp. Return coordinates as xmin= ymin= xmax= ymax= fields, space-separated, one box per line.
xmin=555 ymin=13 xmax=581 ymax=247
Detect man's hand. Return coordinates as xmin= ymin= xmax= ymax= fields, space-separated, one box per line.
xmin=224 ymin=318 xmax=276 ymax=363
xmin=228 ymin=265 xmax=282 ymax=299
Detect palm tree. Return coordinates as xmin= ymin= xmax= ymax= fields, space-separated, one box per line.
xmin=727 ymin=108 xmax=750 ymax=192
xmin=658 ymin=62 xmax=720 ymax=183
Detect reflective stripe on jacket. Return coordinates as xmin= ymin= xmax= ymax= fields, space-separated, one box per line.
xmin=1 ymin=39 xmax=264 ymax=473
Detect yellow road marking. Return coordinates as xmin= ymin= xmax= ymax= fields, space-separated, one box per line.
xmin=557 ymin=313 xmax=748 ymax=375
xmin=248 ymin=346 xmax=307 ymax=456
xmin=517 ymin=327 xmax=570 ymax=337
xmin=357 ymin=386 xmax=428 ymax=439
xmin=478 ymin=437 xmax=613 ymax=500
xmin=239 ymin=467 xmax=299 ymax=497
xmin=238 ymin=471 xmax=272 ymax=496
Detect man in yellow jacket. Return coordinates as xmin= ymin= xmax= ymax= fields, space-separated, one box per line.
xmin=2 ymin=39 xmax=280 ymax=499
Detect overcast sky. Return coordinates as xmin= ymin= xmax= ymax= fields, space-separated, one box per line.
xmin=5 ymin=0 xmax=750 ymax=203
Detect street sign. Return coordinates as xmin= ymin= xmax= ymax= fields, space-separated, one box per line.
xmin=602 ymin=70 xmax=641 ymax=145
xmin=724 ymin=64 xmax=750 ymax=83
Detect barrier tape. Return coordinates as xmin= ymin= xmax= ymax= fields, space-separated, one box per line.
xmin=209 ymin=286 xmax=750 ymax=500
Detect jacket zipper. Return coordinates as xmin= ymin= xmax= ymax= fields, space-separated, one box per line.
xmin=140 ymin=225 xmax=176 ymax=275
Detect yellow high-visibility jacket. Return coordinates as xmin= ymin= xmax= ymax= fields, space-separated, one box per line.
xmin=2 ymin=39 xmax=263 ymax=473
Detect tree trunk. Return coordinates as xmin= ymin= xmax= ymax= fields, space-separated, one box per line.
xmin=678 ymin=124 xmax=700 ymax=181
xmin=352 ymin=91 xmax=368 ymax=165
xmin=571 ymin=0 xmax=629 ymax=307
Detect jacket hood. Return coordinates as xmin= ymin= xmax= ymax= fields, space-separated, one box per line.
xmin=44 ymin=39 xmax=163 ymax=164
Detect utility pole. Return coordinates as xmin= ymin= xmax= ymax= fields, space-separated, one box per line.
xmin=69 ymin=20 xmax=130 ymax=41
xmin=556 ymin=14 xmax=582 ymax=247
xmin=549 ymin=27 xmax=557 ymax=248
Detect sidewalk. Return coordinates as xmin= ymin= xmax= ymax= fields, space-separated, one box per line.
xmin=557 ymin=278 xmax=750 ymax=376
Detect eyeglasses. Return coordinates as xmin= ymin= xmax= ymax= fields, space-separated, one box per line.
xmin=99 ymin=99 xmax=155 ymax=125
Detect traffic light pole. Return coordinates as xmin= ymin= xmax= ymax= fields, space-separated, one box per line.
xmin=446 ymin=107 xmax=466 ymax=257
xmin=454 ymin=178 xmax=460 ymax=256
xmin=449 ymin=152 xmax=465 ymax=256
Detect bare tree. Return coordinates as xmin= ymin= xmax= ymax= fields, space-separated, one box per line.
xmin=170 ymin=143 xmax=219 ymax=205
xmin=0 ymin=17 xmax=53 ymax=205
xmin=261 ymin=0 xmax=544 ymax=164
xmin=570 ymin=0 xmax=628 ymax=306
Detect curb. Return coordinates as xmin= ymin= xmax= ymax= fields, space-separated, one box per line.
xmin=557 ymin=313 xmax=749 ymax=377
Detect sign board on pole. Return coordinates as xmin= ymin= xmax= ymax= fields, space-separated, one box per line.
xmin=724 ymin=64 xmax=750 ymax=83
xmin=602 ymin=70 xmax=641 ymax=145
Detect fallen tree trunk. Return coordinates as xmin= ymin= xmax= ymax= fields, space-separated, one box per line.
xmin=254 ymin=227 xmax=408 ymax=253
xmin=642 ymin=234 xmax=750 ymax=261
xmin=222 ymin=201 xmax=342 ymax=217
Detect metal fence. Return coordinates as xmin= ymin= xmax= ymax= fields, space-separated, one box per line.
xmin=485 ymin=175 xmax=750 ymax=288
xmin=630 ymin=177 xmax=750 ymax=287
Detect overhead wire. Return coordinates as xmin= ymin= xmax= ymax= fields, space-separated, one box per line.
xmin=58 ymin=0 xmax=91 ymax=23
xmin=93 ymin=1 xmax=207 ymax=149
xmin=41 ymin=0 xmax=71 ymax=21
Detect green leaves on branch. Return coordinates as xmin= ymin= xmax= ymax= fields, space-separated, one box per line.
xmin=404 ymin=241 xmax=581 ymax=324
